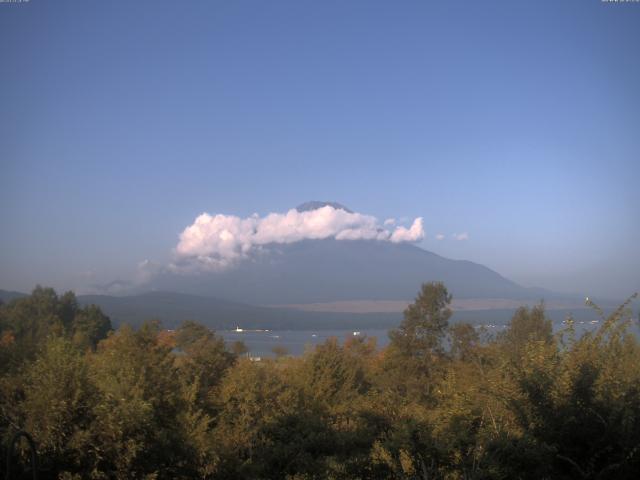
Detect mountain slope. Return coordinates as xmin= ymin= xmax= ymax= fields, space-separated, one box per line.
xmin=144 ymin=239 xmax=549 ymax=304
xmin=0 ymin=289 xmax=28 ymax=303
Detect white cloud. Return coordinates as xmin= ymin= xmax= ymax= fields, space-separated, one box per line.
xmin=383 ymin=218 xmax=396 ymax=226
xmin=435 ymin=233 xmax=445 ymax=241
xmin=452 ymin=232 xmax=469 ymax=241
xmin=390 ymin=217 xmax=424 ymax=243
xmin=174 ymin=206 xmax=425 ymax=271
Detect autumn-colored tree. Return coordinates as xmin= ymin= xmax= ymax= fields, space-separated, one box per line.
xmin=1 ymin=285 xmax=639 ymax=479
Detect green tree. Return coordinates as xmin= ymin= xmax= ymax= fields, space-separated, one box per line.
xmin=214 ymin=359 xmax=302 ymax=478
xmin=449 ymin=322 xmax=479 ymax=362
xmin=174 ymin=320 xmax=236 ymax=411
xmin=19 ymin=337 xmax=97 ymax=476
xmin=0 ymin=287 xmax=111 ymax=370
xmin=500 ymin=302 xmax=553 ymax=361
xmin=70 ymin=304 xmax=112 ymax=349
xmin=88 ymin=321 xmax=195 ymax=479
xmin=0 ymin=286 xmax=67 ymax=365
xmin=389 ymin=282 xmax=452 ymax=357
xmin=298 ymin=338 xmax=370 ymax=418
xmin=384 ymin=282 xmax=452 ymax=401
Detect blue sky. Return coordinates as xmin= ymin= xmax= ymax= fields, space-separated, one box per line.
xmin=1 ymin=0 xmax=639 ymax=298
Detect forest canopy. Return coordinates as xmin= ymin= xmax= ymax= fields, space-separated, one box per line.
xmin=1 ymin=284 xmax=639 ymax=479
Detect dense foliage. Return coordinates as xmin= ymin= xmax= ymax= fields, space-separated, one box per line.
xmin=1 ymin=284 xmax=638 ymax=479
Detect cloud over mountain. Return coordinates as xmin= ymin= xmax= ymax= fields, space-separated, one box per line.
xmin=173 ymin=204 xmax=424 ymax=271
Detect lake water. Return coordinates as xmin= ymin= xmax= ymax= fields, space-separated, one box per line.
xmin=220 ymin=328 xmax=390 ymax=357
xmin=219 ymin=319 xmax=639 ymax=358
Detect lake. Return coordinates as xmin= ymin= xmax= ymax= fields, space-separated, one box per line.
xmin=219 ymin=318 xmax=639 ymax=358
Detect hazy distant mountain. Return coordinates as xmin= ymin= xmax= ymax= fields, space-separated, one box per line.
xmin=142 ymin=238 xmax=553 ymax=305
xmin=0 ymin=289 xmax=27 ymax=303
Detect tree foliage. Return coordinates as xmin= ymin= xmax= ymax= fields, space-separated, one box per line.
xmin=0 ymin=286 xmax=638 ymax=479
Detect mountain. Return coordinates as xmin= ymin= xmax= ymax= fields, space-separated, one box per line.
xmin=0 ymin=289 xmax=28 ymax=303
xmin=1 ymin=200 xmax=594 ymax=329
xmin=143 ymin=238 xmax=554 ymax=305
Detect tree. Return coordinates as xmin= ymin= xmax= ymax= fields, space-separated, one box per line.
xmin=389 ymin=282 xmax=452 ymax=358
xmin=214 ymin=359 xmax=302 ymax=477
xmin=502 ymin=296 xmax=640 ymax=479
xmin=298 ymin=338 xmax=369 ymax=417
xmin=449 ymin=322 xmax=479 ymax=362
xmin=0 ymin=286 xmax=66 ymax=364
xmin=0 ymin=287 xmax=112 ymax=369
xmin=174 ymin=320 xmax=236 ymax=411
xmin=88 ymin=321 xmax=194 ymax=478
xmin=70 ymin=304 xmax=112 ymax=349
xmin=500 ymin=303 xmax=552 ymax=360
xmin=384 ymin=282 xmax=452 ymax=401
xmin=20 ymin=337 xmax=97 ymax=476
